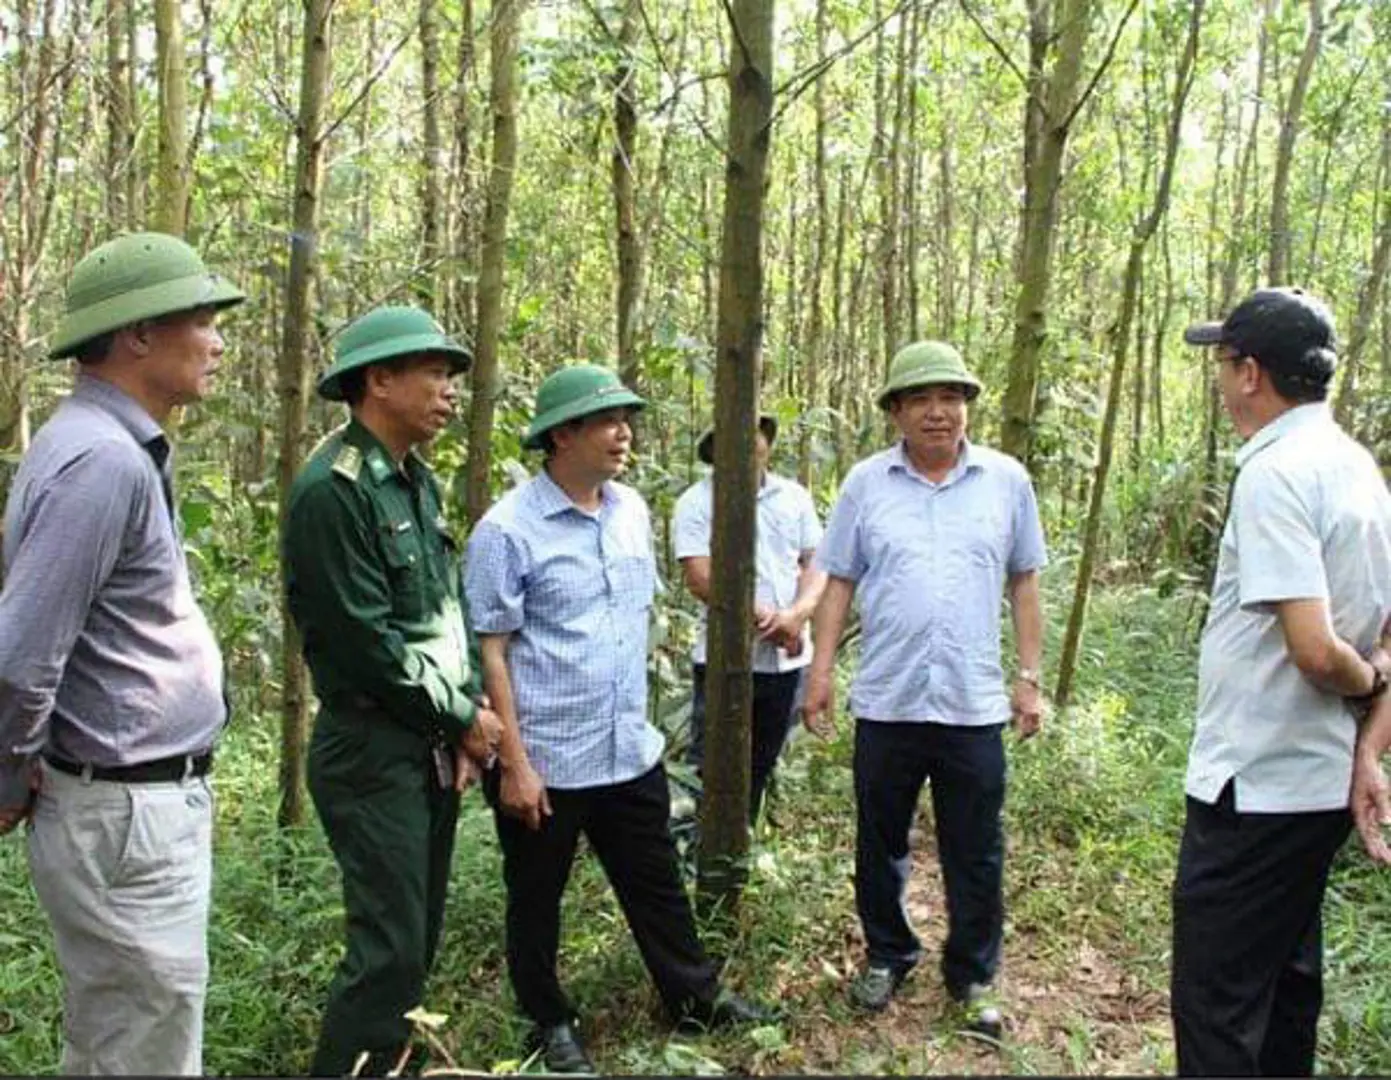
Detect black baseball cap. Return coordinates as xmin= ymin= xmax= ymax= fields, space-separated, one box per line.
xmin=1183 ymin=287 xmax=1337 ymax=384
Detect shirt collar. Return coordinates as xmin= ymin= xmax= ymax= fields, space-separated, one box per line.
xmin=533 ymin=467 xmax=616 ymax=519
xmin=886 ymin=438 xmax=979 ymax=485
xmin=342 ymin=417 xmax=417 ymax=486
xmin=1234 ymin=403 xmax=1332 ymax=469
xmin=71 ymin=373 xmax=163 ymax=447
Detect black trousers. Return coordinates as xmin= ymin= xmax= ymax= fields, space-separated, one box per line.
xmin=853 ymin=719 xmax=1006 ymax=997
xmin=487 ymin=763 xmax=720 ymax=1027
xmin=1171 ymin=782 xmax=1351 ymax=1077
xmin=688 ymin=663 xmax=801 ymax=822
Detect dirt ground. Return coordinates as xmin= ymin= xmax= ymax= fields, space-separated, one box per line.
xmin=761 ymin=827 xmax=1172 ymax=1077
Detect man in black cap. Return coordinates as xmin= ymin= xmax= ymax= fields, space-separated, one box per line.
xmin=1173 ymin=287 xmax=1391 ymax=1076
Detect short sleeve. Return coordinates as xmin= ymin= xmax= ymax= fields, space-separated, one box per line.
xmin=464 ymin=520 xmax=528 ymax=634
xmin=797 ymin=487 xmax=824 ymax=553
xmin=672 ymin=485 xmax=711 ymax=561
xmin=815 ymin=480 xmax=866 ymax=581
xmin=1007 ymin=472 xmax=1048 ymax=574
xmin=1233 ymin=466 xmax=1328 ymax=608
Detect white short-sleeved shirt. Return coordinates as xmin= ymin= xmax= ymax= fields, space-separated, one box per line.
xmin=1189 ymin=404 xmax=1391 ymax=812
xmin=672 ymin=472 xmax=823 ymax=673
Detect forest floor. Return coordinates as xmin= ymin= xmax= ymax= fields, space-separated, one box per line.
xmin=1 ymin=580 xmax=1388 ymax=1076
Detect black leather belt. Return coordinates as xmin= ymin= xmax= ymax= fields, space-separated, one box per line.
xmin=43 ymin=750 xmax=213 ymax=784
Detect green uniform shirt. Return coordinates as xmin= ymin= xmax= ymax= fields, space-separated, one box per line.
xmin=283 ymin=418 xmax=480 ymax=743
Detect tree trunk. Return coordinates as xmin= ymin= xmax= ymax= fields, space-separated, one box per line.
xmin=277 ymin=0 xmax=332 ymax=829
xmin=1055 ymin=0 xmax=1204 ymax=707
xmin=797 ymin=0 xmax=829 ymax=488
xmin=105 ymin=0 xmax=133 ymax=229
xmin=1334 ymin=76 xmax=1391 ymax=427
xmin=612 ymin=0 xmax=642 ymax=391
xmin=697 ymin=0 xmax=775 ymax=913
xmin=153 ymin=0 xmax=189 ymax=235
xmin=1000 ymin=0 xmax=1114 ymax=464
xmin=450 ymin=0 xmax=476 ymax=334
xmin=419 ymin=0 xmax=444 ymax=304
xmin=1268 ymin=0 xmax=1322 ymax=285
xmin=354 ymin=7 xmax=376 ymax=248
xmin=465 ymin=0 xmax=525 ymax=527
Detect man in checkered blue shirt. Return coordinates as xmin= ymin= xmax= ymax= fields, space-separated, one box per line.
xmin=464 ymin=364 xmax=775 ymax=1074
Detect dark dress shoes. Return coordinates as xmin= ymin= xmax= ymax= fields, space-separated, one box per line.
xmin=527 ymin=1022 xmax=595 ymax=1074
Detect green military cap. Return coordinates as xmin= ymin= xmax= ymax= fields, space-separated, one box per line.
xmin=695 ymin=413 xmax=778 ymax=465
xmin=522 ymin=363 xmax=646 ymax=450
xmin=876 ymin=340 xmax=982 ymax=409
xmin=49 ymin=231 xmax=247 ymax=359
xmin=317 ymin=305 xmax=472 ymax=402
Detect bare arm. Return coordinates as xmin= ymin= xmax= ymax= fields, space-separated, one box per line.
xmin=478 ymin=633 xmax=551 ymax=829
xmin=1275 ymin=599 xmax=1387 ymax=697
xmin=1007 ymin=569 xmax=1045 ymax=738
xmin=802 ymin=576 xmax=855 ymax=738
xmin=679 ymin=556 xmax=711 ymax=605
xmin=1353 ymin=694 xmax=1391 ymax=865
xmin=1007 ymin=570 xmax=1044 ymax=673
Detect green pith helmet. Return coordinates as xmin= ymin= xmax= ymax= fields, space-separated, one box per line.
xmin=876 ymin=340 xmax=982 ymax=409
xmin=522 ymin=364 xmax=646 ymax=450
xmin=48 ymin=232 xmax=247 ymax=359
xmin=696 ymin=413 xmax=778 ymax=465
xmin=317 ymin=305 xmax=473 ymax=402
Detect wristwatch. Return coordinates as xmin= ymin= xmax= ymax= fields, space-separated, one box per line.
xmin=1346 ymin=663 xmax=1389 ymax=717
xmin=1016 ymin=668 xmax=1042 ymax=688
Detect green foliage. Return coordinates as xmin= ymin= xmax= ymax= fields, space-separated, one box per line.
xmin=5 ymin=578 xmax=1390 ymax=1074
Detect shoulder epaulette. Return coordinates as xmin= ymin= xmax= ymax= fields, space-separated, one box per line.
xmin=331 ymin=444 xmax=363 ymax=482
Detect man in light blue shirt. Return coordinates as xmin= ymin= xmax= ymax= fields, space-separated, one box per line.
xmin=465 ymin=364 xmax=774 ymax=1074
xmin=1173 ymin=288 xmax=1391 ymax=1077
xmin=803 ymin=341 xmax=1046 ymax=1037
xmin=673 ymin=414 xmax=825 ymax=822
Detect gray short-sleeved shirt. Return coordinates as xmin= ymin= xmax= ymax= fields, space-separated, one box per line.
xmin=1189 ymin=404 xmax=1391 ymax=812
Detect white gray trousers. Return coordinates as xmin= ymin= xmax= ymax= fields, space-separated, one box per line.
xmin=27 ymin=761 xmax=213 ymax=1076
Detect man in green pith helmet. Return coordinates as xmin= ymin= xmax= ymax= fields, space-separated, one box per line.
xmin=0 ymin=231 xmax=244 ymax=1074
xmin=464 ymin=364 xmax=777 ymax=1074
xmin=282 ymin=305 xmax=503 ymax=1077
xmin=804 ymin=340 xmax=1047 ymax=1039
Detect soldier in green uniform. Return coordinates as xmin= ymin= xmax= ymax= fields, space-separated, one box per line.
xmin=282 ymin=305 xmax=503 ymax=1077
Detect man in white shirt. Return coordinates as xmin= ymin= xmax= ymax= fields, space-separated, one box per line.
xmin=673 ymin=414 xmax=826 ymax=822
xmin=1174 ymin=287 xmax=1391 ymax=1077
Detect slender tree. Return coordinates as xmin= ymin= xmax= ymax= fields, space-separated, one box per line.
xmin=1269 ymin=0 xmax=1322 ymax=285
xmin=698 ymin=0 xmax=776 ymax=909
xmin=420 ymin=0 xmax=444 ymax=304
xmin=277 ymin=0 xmax=332 ymax=828
xmin=465 ymin=0 xmax=525 ymax=526
xmin=612 ymin=0 xmax=642 ymax=391
xmin=154 ymin=0 xmax=189 ymax=234
xmin=1056 ymin=0 xmax=1205 ymax=707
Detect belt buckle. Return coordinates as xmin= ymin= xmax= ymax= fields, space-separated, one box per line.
xmin=79 ymin=761 xmax=94 ymax=785
xmin=182 ymin=755 xmax=196 ymax=782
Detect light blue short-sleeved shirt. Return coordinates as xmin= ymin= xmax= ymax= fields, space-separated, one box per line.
xmin=1189 ymin=404 xmax=1391 ymax=813
xmin=815 ymin=441 xmax=1047 ymax=725
xmin=464 ymin=470 xmax=664 ymax=790
xmin=672 ymin=472 xmax=824 ymax=673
